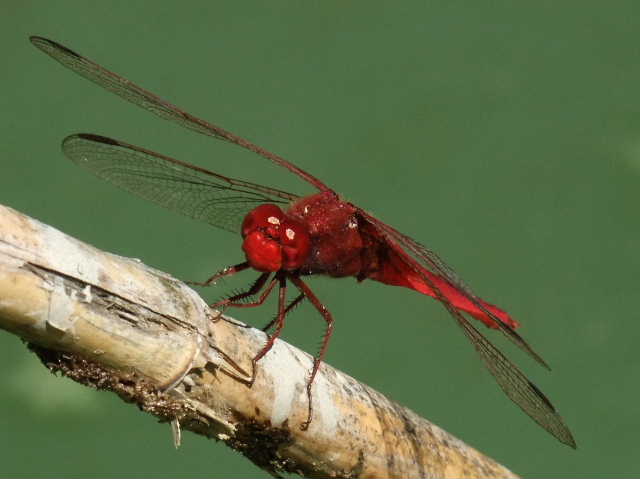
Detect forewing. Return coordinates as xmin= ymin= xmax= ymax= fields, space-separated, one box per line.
xmin=63 ymin=134 xmax=298 ymax=234
xmin=30 ymin=36 xmax=331 ymax=192
xmin=359 ymin=210 xmax=576 ymax=448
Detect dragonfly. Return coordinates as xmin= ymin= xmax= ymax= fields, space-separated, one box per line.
xmin=30 ymin=36 xmax=576 ymax=448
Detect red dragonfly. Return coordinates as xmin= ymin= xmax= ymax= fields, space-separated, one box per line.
xmin=31 ymin=36 xmax=575 ymax=448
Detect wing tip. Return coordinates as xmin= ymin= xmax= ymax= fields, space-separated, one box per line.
xmin=63 ymin=133 xmax=121 ymax=147
xmin=29 ymin=34 xmax=47 ymax=44
xmin=29 ymin=35 xmax=80 ymax=59
xmin=556 ymin=426 xmax=578 ymax=449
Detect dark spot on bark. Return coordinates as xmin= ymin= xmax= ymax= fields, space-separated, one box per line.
xmin=229 ymin=420 xmax=294 ymax=478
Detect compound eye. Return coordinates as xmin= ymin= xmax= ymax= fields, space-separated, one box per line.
xmin=241 ymin=204 xmax=285 ymax=238
xmin=242 ymin=230 xmax=282 ymax=272
xmin=280 ymin=218 xmax=311 ymax=270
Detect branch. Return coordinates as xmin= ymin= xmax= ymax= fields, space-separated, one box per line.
xmin=0 ymin=204 xmax=517 ymax=478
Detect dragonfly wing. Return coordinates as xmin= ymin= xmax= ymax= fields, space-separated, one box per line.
xmin=63 ymin=133 xmax=298 ymax=234
xmin=445 ymin=300 xmax=577 ymax=448
xmin=359 ymin=210 xmax=576 ymax=448
xmin=30 ymin=36 xmax=330 ymax=192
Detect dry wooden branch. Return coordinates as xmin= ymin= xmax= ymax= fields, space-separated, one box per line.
xmin=0 ymin=204 xmax=517 ymax=478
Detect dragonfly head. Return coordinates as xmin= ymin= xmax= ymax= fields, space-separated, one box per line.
xmin=241 ymin=204 xmax=311 ymax=272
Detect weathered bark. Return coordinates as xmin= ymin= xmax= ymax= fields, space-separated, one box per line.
xmin=0 ymin=204 xmax=517 ymax=478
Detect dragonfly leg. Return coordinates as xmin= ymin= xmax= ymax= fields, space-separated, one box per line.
xmin=261 ymin=293 xmax=305 ymax=332
xmin=212 ymin=272 xmax=278 ymax=312
xmin=186 ymin=261 xmax=250 ymax=287
xmin=205 ymin=272 xmax=274 ymax=326
xmin=248 ymin=273 xmax=288 ymax=387
xmin=289 ymin=275 xmax=334 ymax=431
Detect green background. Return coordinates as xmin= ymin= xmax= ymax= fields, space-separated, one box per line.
xmin=1 ymin=2 xmax=638 ymax=477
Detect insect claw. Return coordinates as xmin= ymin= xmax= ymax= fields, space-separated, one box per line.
xmin=246 ymin=358 xmax=259 ymax=388
xmin=207 ymin=308 xmax=225 ymax=323
xmin=300 ymin=397 xmax=313 ymax=431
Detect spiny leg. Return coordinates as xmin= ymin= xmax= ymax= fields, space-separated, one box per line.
xmin=289 ymin=275 xmax=334 ymax=431
xmin=185 ymin=261 xmax=250 ymax=287
xmin=188 ymin=263 xmax=291 ymax=392
xmin=210 ymin=272 xmax=276 ymax=326
xmin=261 ymin=293 xmax=305 ymax=332
xmin=212 ymin=272 xmax=273 ymax=310
xmin=249 ymin=273 xmax=289 ymax=387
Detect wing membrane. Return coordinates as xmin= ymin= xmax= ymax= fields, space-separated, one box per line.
xmin=447 ymin=301 xmax=576 ymax=448
xmin=63 ymin=133 xmax=298 ymax=234
xmin=30 ymin=36 xmax=330 ymax=192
